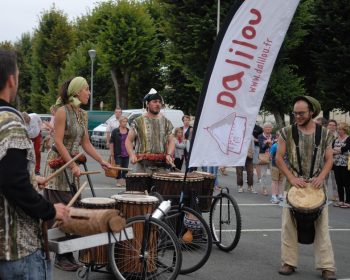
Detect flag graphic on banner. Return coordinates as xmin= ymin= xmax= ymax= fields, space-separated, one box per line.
xmin=189 ymin=0 xmax=300 ymax=167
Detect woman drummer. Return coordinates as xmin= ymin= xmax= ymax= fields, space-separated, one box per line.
xmin=44 ymin=77 xmax=110 ymax=271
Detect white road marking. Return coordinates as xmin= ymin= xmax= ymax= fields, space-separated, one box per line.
xmin=215 ymin=229 xmax=350 ymax=232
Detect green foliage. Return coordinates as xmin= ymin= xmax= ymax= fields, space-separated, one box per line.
xmin=158 ymin=0 xmax=236 ymax=114
xmin=262 ymin=0 xmax=315 ymax=123
xmin=308 ymin=0 xmax=350 ymax=113
xmin=30 ymin=7 xmax=76 ymax=112
xmin=15 ymin=33 xmax=33 ymax=111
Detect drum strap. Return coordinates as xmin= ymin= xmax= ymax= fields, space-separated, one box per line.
xmin=292 ymin=124 xmax=322 ymax=178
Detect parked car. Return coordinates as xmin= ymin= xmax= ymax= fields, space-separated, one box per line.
xmin=87 ymin=110 xmax=113 ymax=133
xmin=91 ymin=108 xmax=184 ymax=148
xmin=38 ymin=114 xmax=52 ymax=138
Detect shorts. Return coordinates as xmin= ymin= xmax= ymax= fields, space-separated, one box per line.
xmin=271 ymin=166 xmax=284 ymax=181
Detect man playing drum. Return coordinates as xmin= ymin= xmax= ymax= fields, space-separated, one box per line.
xmin=125 ymin=89 xmax=175 ymax=173
xmin=276 ymin=96 xmax=336 ymax=280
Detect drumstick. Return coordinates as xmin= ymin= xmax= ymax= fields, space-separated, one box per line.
xmin=170 ymin=163 xmax=182 ymax=173
xmin=52 ymin=181 xmax=88 ymax=228
xmin=44 ymin=152 xmax=84 ymax=183
xmin=108 ymin=166 xmax=133 ymax=171
xmin=80 ymin=171 xmax=101 ymax=175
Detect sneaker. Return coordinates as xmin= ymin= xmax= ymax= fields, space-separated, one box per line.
xmin=238 ymin=186 xmax=243 ymax=193
xmin=116 ymin=179 xmax=122 ymax=187
xmin=54 ymin=256 xmax=80 ymax=271
xmin=35 ymin=171 xmax=41 ymax=176
xmin=250 ymin=187 xmax=258 ymax=194
xmin=271 ymin=198 xmax=279 ymax=204
xmin=120 ymin=178 xmax=126 ymax=186
xmin=278 ymin=196 xmax=284 ymax=201
xmin=340 ymin=203 xmax=350 ymax=208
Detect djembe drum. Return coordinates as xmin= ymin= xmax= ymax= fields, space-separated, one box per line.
xmin=78 ymin=197 xmax=117 ymax=265
xmin=111 ymin=193 xmax=159 ymax=273
xmin=125 ymin=173 xmax=153 ymax=193
xmin=287 ymin=183 xmax=326 ymax=244
xmin=152 ymin=172 xmax=204 ymax=206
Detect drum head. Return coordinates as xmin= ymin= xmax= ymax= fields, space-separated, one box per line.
xmin=111 ymin=194 xmax=158 ymax=204
xmin=152 ymin=172 xmax=203 ymax=182
xmin=193 ymin=171 xmax=215 ymax=179
xmin=80 ymin=197 xmax=116 ymax=205
xmin=126 ymin=173 xmax=151 ymax=178
xmin=287 ymin=183 xmax=325 ymax=211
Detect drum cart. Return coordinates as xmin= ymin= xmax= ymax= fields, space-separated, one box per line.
xmin=49 ymin=203 xmax=183 ymax=279
xmin=48 ymin=227 xmax=134 ymax=280
xmin=152 ymin=177 xmax=242 ymax=274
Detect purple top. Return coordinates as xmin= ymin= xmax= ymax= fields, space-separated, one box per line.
xmin=120 ymin=132 xmax=128 ymax=157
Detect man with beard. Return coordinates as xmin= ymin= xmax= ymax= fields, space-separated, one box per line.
xmin=276 ymin=96 xmax=336 ymax=280
xmin=125 ymin=89 xmax=175 ymax=173
xmin=0 ymin=49 xmax=69 ymax=279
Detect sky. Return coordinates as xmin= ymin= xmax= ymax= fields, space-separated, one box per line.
xmin=0 ymin=0 xmax=103 ymax=43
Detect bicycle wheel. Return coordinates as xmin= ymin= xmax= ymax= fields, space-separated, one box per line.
xmin=209 ymin=192 xmax=242 ymax=252
xmin=165 ymin=205 xmax=212 ymax=274
xmin=109 ymin=215 xmax=182 ymax=280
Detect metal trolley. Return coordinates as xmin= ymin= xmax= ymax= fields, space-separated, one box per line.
xmin=48 ymin=201 xmax=183 ymax=280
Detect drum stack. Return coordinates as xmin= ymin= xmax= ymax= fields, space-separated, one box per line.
xmin=111 ymin=193 xmax=159 ymax=273
xmin=77 ymin=197 xmax=119 ymax=266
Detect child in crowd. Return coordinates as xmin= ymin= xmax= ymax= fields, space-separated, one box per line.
xmin=269 ymin=132 xmax=284 ymax=203
xmin=174 ymin=127 xmax=187 ymax=171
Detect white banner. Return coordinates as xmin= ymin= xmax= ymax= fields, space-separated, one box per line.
xmin=189 ymin=0 xmax=300 ymax=167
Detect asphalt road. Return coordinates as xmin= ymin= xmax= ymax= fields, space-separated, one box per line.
xmin=40 ymin=151 xmax=350 ymax=280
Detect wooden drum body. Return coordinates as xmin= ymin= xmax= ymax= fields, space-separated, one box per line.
xmin=193 ymin=171 xmax=215 ymax=212
xmin=125 ymin=173 xmax=153 ymax=193
xmin=111 ymin=193 xmax=159 ymax=273
xmin=152 ymin=172 xmax=203 ymax=206
xmin=287 ymin=183 xmax=326 ymax=244
xmin=78 ymin=197 xmax=117 ymax=265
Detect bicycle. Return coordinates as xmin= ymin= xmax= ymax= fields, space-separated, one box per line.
xmin=108 ymin=203 xmax=182 ymax=280
xmin=152 ymin=186 xmax=241 ymax=274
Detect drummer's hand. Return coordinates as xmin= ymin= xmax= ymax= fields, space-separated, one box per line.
xmin=289 ymin=176 xmax=306 ymax=188
xmin=310 ymin=176 xmax=324 ymax=189
xmin=36 ymin=176 xmax=48 ymax=190
xmin=130 ymin=154 xmax=138 ymax=164
xmin=100 ymin=160 xmax=111 ymax=170
xmin=54 ymin=203 xmax=70 ymax=221
xmin=71 ymin=164 xmax=81 ymax=177
xmin=165 ymin=154 xmax=173 ymax=165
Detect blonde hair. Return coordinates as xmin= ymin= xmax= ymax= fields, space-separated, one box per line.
xmin=337 ymin=122 xmax=348 ymax=132
xmin=174 ymin=127 xmax=183 ymax=137
xmin=119 ymin=116 xmax=128 ymax=123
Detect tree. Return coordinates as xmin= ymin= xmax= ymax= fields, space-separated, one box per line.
xmin=30 ymin=7 xmax=76 ymax=112
xmin=60 ymin=41 xmax=116 ymax=110
xmin=308 ymin=0 xmax=350 ymax=115
xmin=158 ymin=0 xmax=237 ymax=114
xmin=14 ymin=33 xmax=33 ymax=111
xmin=87 ymin=0 xmax=160 ymax=108
xmin=262 ymin=0 xmax=315 ymax=126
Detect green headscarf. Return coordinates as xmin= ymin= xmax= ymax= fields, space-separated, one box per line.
xmin=55 ymin=77 xmax=88 ymax=107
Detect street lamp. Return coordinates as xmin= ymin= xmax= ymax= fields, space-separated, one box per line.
xmin=217 ymin=0 xmax=220 ymax=34
xmin=88 ymin=49 xmax=96 ymax=111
